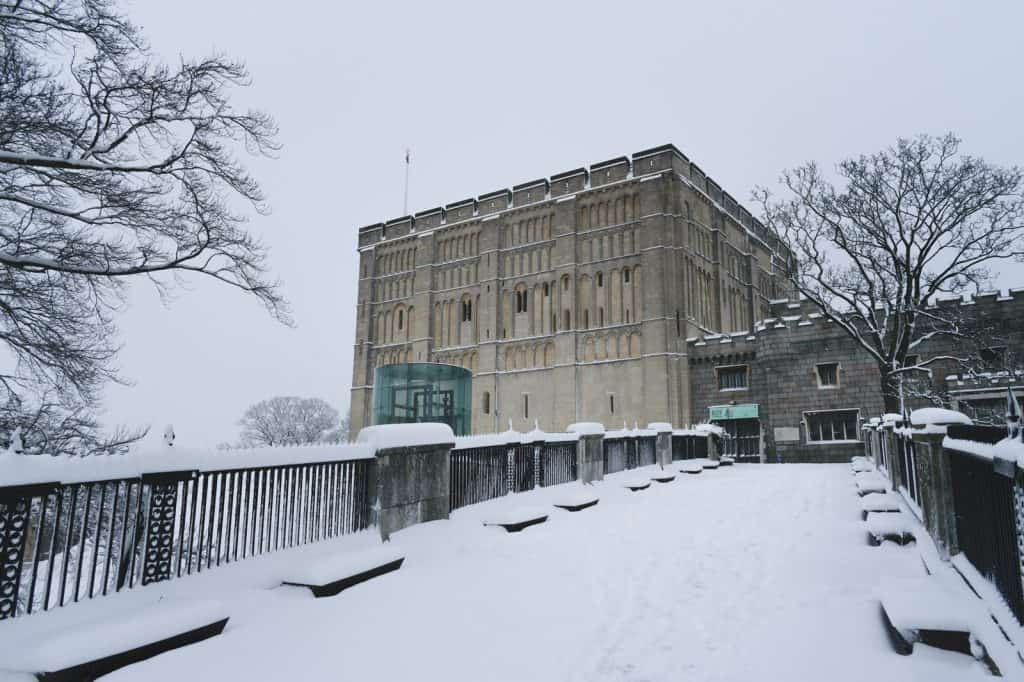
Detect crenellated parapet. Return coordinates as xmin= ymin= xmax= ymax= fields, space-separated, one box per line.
xmin=356 ymin=143 xmax=787 ymax=258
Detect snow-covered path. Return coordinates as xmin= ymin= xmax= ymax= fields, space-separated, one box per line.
xmin=110 ymin=464 xmax=989 ymax=681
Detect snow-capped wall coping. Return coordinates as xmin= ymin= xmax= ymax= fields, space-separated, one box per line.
xmin=567 ymin=422 xmax=605 ymax=436
xmin=942 ymin=437 xmax=995 ymax=461
xmin=452 ymin=432 xmax=520 ymax=449
xmin=910 ymin=408 xmax=972 ymax=428
xmin=993 ymin=437 xmax=1024 ymax=469
xmin=0 ymin=442 xmax=375 ymax=488
xmin=881 ymin=413 xmax=903 ymax=426
xmin=692 ymin=423 xmax=725 ymax=437
xmin=356 ymin=423 xmax=455 ymax=451
xmin=647 ymin=422 xmax=673 ymax=433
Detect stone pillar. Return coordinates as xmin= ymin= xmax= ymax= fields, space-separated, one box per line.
xmin=707 ymin=435 xmax=720 ymax=462
xmin=655 ymin=429 xmax=673 ymax=467
xmin=577 ymin=434 xmax=605 ymax=483
xmin=375 ymin=441 xmax=453 ymax=542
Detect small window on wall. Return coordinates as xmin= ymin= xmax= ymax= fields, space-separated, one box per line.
xmin=543 ymin=282 xmax=549 ymax=297
xmin=482 ymin=391 xmax=491 ymax=414
xmin=397 ymin=310 xmax=404 ymax=330
xmin=717 ymin=365 xmax=748 ymax=390
xmin=609 ymin=394 xmax=615 ymax=414
xmin=597 ymin=273 xmax=603 ymax=287
xmin=805 ymin=410 xmax=859 ymax=442
xmin=523 ymin=394 xmax=530 ymax=419
xmin=623 ymin=268 xmax=630 ymax=283
xmin=816 ymin=362 xmax=839 ymax=388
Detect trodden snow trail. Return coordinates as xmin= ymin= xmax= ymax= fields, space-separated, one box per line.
xmin=96 ymin=463 xmax=991 ymax=681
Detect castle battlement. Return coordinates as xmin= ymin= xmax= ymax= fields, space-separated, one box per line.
xmin=357 ymin=143 xmax=783 ymax=256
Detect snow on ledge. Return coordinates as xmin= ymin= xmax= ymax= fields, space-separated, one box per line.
xmin=0 ymin=443 xmax=375 ymax=488
xmin=567 ymin=422 xmax=605 ymax=436
xmin=909 ymin=408 xmax=972 ymax=428
xmin=647 ymin=422 xmax=673 ymax=432
xmin=356 ymin=423 xmax=455 ymax=451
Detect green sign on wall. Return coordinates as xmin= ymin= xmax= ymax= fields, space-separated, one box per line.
xmin=708 ymin=403 xmax=759 ymax=421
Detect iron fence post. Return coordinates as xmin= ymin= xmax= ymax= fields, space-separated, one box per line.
xmin=0 ymin=483 xmax=57 ymax=620
xmin=140 ymin=471 xmax=196 ymax=586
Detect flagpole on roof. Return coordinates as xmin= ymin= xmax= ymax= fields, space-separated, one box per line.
xmin=403 ymin=148 xmax=411 ymax=216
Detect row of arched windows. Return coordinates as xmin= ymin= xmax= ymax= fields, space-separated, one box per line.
xmin=578 ymin=192 xmax=640 ymax=230
xmin=375 ymin=304 xmax=414 ymax=345
xmin=435 ymin=262 xmax=478 ymax=290
xmin=375 ymin=244 xmax=416 ymax=275
xmin=504 ymin=342 xmax=556 ymax=370
xmin=437 ymin=230 xmax=479 ymax=263
xmin=374 ymin=275 xmax=412 ymax=301
xmin=582 ymin=331 xmax=642 ymax=362
xmin=374 ymin=347 xmax=411 ymax=367
xmin=503 ymin=246 xmax=551 ymax=278
xmin=581 ymin=228 xmax=637 ymax=263
xmin=434 ymin=349 xmax=478 ymax=373
xmin=505 ymin=214 xmax=553 ymax=247
xmin=433 ymin=295 xmax=479 ymax=349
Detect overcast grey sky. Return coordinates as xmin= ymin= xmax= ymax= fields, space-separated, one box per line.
xmin=104 ymin=0 xmax=1024 ymax=447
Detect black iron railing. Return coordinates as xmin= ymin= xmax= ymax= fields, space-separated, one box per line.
xmin=539 ymin=443 xmax=577 ymax=486
xmin=637 ymin=437 xmax=657 ymax=467
xmin=603 ymin=438 xmax=628 ymax=474
xmin=671 ymin=435 xmax=707 ymax=461
xmin=449 ymin=445 xmax=508 ymax=511
xmin=945 ymin=424 xmax=1024 ymax=624
xmin=0 ymin=457 xmax=373 ymax=621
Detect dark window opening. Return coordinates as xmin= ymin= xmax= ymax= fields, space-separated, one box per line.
xmin=806 ymin=410 xmax=859 ymax=442
xmin=816 ymin=362 xmax=839 ymax=387
xmin=623 ymin=268 xmax=630 ymax=283
xmin=717 ymin=365 xmax=748 ymax=390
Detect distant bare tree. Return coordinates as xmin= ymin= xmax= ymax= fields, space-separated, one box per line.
xmin=238 ymin=397 xmax=341 ymax=447
xmin=758 ymin=134 xmax=1024 ymax=413
xmin=0 ymin=1 xmax=286 ymax=453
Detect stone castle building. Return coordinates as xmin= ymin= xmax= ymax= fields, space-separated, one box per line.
xmin=349 ymin=143 xmax=1023 ymax=462
xmin=350 ymin=144 xmax=795 ymax=435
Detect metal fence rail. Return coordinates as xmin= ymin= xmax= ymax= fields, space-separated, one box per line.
xmin=449 ymin=445 xmax=508 ymax=511
xmin=637 ymin=437 xmax=657 ymax=467
xmin=539 ymin=443 xmax=577 ymax=486
xmin=945 ymin=426 xmax=1024 ymax=624
xmin=671 ymin=435 xmax=707 ymax=461
xmin=603 ymin=439 xmax=628 ymax=475
xmin=0 ymin=458 xmax=373 ymax=621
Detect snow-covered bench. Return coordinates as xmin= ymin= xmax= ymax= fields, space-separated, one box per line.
xmin=622 ymin=476 xmax=651 ymax=491
xmin=854 ymin=471 xmax=888 ymax=496
xmin=552 ymin=490 xmax=599 ymax=512
xmin=851 ymin=459 xmax=875 ymax=473
xmin=718 ymin=456 xmax=735 ymax=466
xmin=484 ymin=507 xmax=549 ymax=532
xmin=283 ymin=546 xmax=405 ymax=598
xmin=860 ymin=492 xmax=901 ymax=520
xmin=1 ymin=599 xmax=229 ymax=681
xmin=680 ymin=461 xmax=703 ymax=474
xmin=702 ymin=459 xmax=720 ymax=470
xmin=650 ymin=470 xmax=675 ymax=483
xmin=879 ymin=581 xmax=978 ymax=659
xmin=865 ymin=512 xmax=914 ymax=545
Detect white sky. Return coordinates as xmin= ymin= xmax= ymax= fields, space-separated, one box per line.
xmin=104 ymin=0 xmax=1024 ymax=447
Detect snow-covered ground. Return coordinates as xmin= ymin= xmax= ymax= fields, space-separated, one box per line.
xmin=12 ymin=464 xmax=998 ymax=680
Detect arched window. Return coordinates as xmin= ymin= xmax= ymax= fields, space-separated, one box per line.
xmin=461 ymin=299 xmax=472 ymax=322
xmin=597 ymin=272 xmax=603 ymax=287
xmin=623 ymin=268 xmax=630 ymax=283
xmin=397 ymin=309 xmax=404 ymax=330
xmin=482 ymin=391 xmax=491 ymax=414
xmin=543 ymin=282 xmax=549 ymax=297
xmin=515 ymin=289 xmax=528 ymax=313
xmin=564 ymin=310 xmax=571 ymax=329
xmin=562 ymin=275 xmax=570 ymax=291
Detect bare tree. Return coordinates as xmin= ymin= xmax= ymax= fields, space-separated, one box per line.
xmin=758 ymin=134 xmax=1024 ymax=413
xmin=0 ymin=1 xmax=286 ymax=453
xmin=238 ymin=397 xmax=341 ymax=447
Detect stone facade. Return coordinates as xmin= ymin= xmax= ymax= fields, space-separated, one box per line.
xmin=350 ymin=144 xmax=794 ymax=436
xmin=349 ymin=143 xmax=1024 ymax=463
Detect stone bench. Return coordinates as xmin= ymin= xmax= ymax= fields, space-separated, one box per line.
xmin=860 ymin=492 xmax=901 ymax=520
xmin=484 ymin=507 xmax=549 ymax=533
xmin=622 ymin=477 xmax=651 ymax=491
xmin=2 ymin=599 xmax=228 ymax=682
xmin=879 ymin=582 xmax=979 ymax=659
xmin=552 ymin=491 xmax=599 ymax=512
xmin=283 ymin=547 xmax=405 ymax=598
xmin=718 ymin=456 xmax=735 ymax=466
xmin=680 ymin=461 xmax=703 ymax=475
xmin=865 ymin=512 xmax=914 ymax=546
xmin=651 ymin=470 xmax=676 ymax=483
